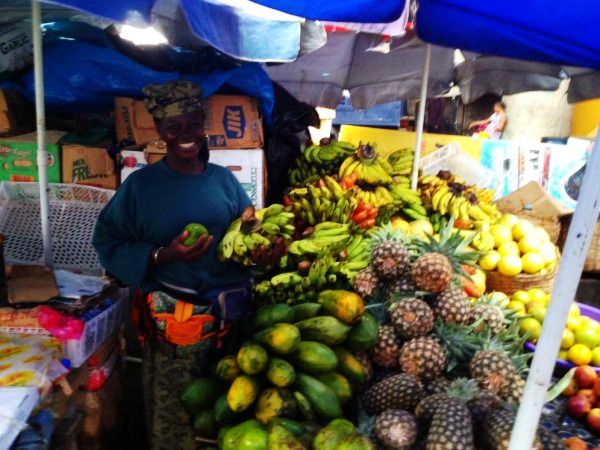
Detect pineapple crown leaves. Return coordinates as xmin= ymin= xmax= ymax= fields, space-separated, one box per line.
xmin=433 ymin=320 xmax=483 ymax=373
xmin=366 ymin=222 xmax=411 ymax=253
xmin=444 ymin=377 xmax=482 ymax=403
xmin=476 ymin=327 xmax=533 ymax=376
xmin=474 ymin=294 xmax=520 ymax=327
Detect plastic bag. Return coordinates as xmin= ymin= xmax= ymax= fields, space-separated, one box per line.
xmin=38 ymin=306 xmax=84 ymax=341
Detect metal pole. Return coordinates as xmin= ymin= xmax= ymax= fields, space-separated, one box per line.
xmin=509 ymin=129 xmax=600 ymax=449
xmin=411 ymin=43 xmax=431 ymax=191
xmin=32 ymin=0 xmax=53 ymax=268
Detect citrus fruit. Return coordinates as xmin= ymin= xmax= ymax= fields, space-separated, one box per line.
xmin=489 ymin=291 xmax=509 ymax=307
xmin=558 ymin=349 xmax=569 ymax=361
xmin=409 ymin=219 xmax=434 ymax=237
xmin=540 ymin=242 xmax=557 ymax=266
xmin=497 ymin=255 xmax=523 ymax=276
xmin=497 ymin=241 xmax=520 ymax=257
xmin=528 ymin=288 xmax=549 ymax=305
xmin=521 ymin=252 xmax=545 ymax=274
xmin=519 ymin=317 xmax=542 ymax=341
xmin=569 ymin=303 xmax=581 ymax=318
xmin=529 ymin=304 xmax=547 ymax=323
xmin=391 ymin=217 xmax=411 ymax=233
xmin=575 ymin=328 xmax=599 ymax=349
xmin=568 ymin=344 xmax=593 ymax=365
xmin=506 ymin=300 xmax=526 ymax=315
xmin=587 ymin=319 xmax=600 ymax=332
xmin=567 ymin=316 xmax=583 ymax=332
xmin=490 ymin=224 xmax=514 ymax=248
xmin=512 ymin=219 xmax=535 ymax=241
xmin=511 ymin=290 xmax=530 ymax=304
xmin=534 ymin=227 xmax=551 ymax=243
xmin=562 ymin=328 xmax=575 ymax=350
xmin=525 ymin=301 xmax=545 ymax=312
xmin=479 ymin=251 xmax=501 ymax=271
xmin=499 ymin=214 xmax=520 ymax=229
xmin=471 ymin=270 xmax=486 ymax=294
xmin=518 ymin=234 xmax=543 ymax=254
xmin=592 ymin=347 xmax=600 ymax=367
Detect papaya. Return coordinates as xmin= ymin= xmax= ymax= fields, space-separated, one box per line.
xmin=317 ymin=372 xmax=352 ymax=405
xmin=266 ymin=357 xmax=296 ymax=387
xmin=318 ymin=290 xmax=365 ymax=324
xmin=336 ymin=434 xmax=376 ymax=450
xmin=333 ymin=347 xmax=366 ymax=384
xmin=239 ymin=427 xmax=269 ymax=450
xmin=288 ymin=341 xmax=338 ymax=374
xmin=192 ymin=408 xmax=218 ymax=438
xmin=218 ymin=425 xmax=232 ymax=448
xmin=237 ymin=341 xmax=269 ymax=375
xmin=252 ymin=304 xmax=295 ymax=331
xmin=291 ymin=303 xmax=322 ymax=322
xmin=295 ymin=316 xmax=351 ymax=345
xmin=222 ymin=420 xmax=261 ymax=450
xmin=312 ymin=418 xmax=356 ymax=450
xmin=227 ymin=375 xmax=260 ymax=412
xmin=293 ymin=391 xmax=316 ymax=422
xmin=214 ymin=392 xmax=244 ymax=424
xmin=180 ymin=378 xmax=221 ymax=415
xmin=344 ymin=312 xmax=379 ymax=351
xmin=216 ymin=355 xmax=243 ymax=383
xmin=267 ymin=424 xmax=307 ymax=450
xmin=294 ymin=373 xmax=342 ymax=419
xmin=268 ymin=418 xmax=306 ymax=437
xmin=255 ymin=388 xmax=298 ymax=424
xmin=254 ymin=323 xmax=301 ymax=354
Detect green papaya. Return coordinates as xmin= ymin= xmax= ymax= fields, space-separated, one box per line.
xmin=294 ymin=373 xmax=342 ymax=419
xmin=228 ymin=375 xmax=260 ymax=412
xmin=192 ymin=408 xmax=218 ymax=438
xmin=254 ymin=388 xmax=298 ymax=424
xmin=344 ymin=312 xmax=379 ymax=351
xmin=318 ymin=290 xmax=364 ymax=324
xmin=252 ymin=304 xmax=295 ymax=331
xmin=237 ymin=341 xmax=269 ymax=375
xmin=288 ymin=341 xmax=338 ymax=374
xmin=268 ymin=418 xmax=306 ymax=437
xmin=214 ymin=393 xmax=244 ymax=424
xmin=222 ymin=420 xmax=261 ymax=450
xmin=266 ymin=357 xmax=296 ymax=387
xmin=180 ymin=378 xmax=221 ymax=415
xmin=216 ymin=355 xmax=243 ymax=383
xmin=267 ymin=424 xmax=307 ymax=450
xmin=312 ymin=419 xmax=356 ymax=450
xmin=239 ymin=427 xmax=269 ymax=450
xmin=295 ymin=316 xmax=351 ymax=345
xmin=333 ymin=347 xmax=366 ymax=384
xmin=336 ymin=434 xmax=376 ymax=450
xmin=317 ymin=372 xmax=352 ymax=404
xmin=293 ymin=391 xmax=316 ymax=422
xmin=254 ymin=323 xmax=301 ymax=354
xmin=291 ymin=303 xmax=322 ymax=321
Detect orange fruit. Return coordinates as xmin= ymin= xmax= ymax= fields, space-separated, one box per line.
xmin=512 ymin=219 xmax=535 ymax=241
xmin=497 ymin=255 xmax=523 ymax=276
xmin=497 ymin=241 xmax=520 ymax=257
xmin=521 ymin=252 xmax=545 ymax=274
xmin=518 ymin=234 xmax=543 ymax=254
xmin=568 ymin=344 xmax=593 ymax=365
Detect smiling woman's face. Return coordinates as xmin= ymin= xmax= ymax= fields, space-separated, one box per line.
xmin=157 ymin=111 xmax=205 ymax=162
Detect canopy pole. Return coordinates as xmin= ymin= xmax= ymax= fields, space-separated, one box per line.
xmin=411 ymin=43 xmax=431 ymax=191
xmin=32 ymin=0 xmax=53 ymax=268
xmin=509 ymin=128 xmax=600 ymax=449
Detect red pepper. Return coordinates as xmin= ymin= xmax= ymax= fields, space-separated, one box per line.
xmin=351 ymin=210 xmax=368 ymax=223
xmin=367 ymin=208 xmax=379 ymax=219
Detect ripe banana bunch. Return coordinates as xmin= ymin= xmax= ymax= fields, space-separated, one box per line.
xmin=217 ymin=204 xmax=295 ymax=266
xmin=387 ymin=147 xmax=415 ymax=176
xmin=289 ymin=177 xmax=358 ymax=226
xmin=338 ymin=234 xmax=371 ymax=280
xmin=429 ymin=184 xmax=501 ymax=225
xmin=287 ymin=222 xmax=352 ymax=256
xmin=471 ymin=230 xmax=495 ymax=252
xmin=289 ymin=139 xmax=356 ymax=186
xmin=353 ymin=185 xmax=395 ymax=208
xmin=338 ymin=143 xmax=393 ymax=186
xmin=388 ymin=185 xmax=429 ymax=221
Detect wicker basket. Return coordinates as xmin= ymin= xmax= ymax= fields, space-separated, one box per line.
xmin=486 ymin=254 xmax=560 ymax=296
xmin=559 ymin=216 xmax=600 ymax=272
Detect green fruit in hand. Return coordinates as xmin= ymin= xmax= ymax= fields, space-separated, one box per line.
xmin=183 ymin=223 xmax=209 ymax=246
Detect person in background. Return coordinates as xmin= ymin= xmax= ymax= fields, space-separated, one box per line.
xmin=93 ymin=80 xmax=253 ymax=449
xmin=468 ymin=101 xmax=507 ymax=139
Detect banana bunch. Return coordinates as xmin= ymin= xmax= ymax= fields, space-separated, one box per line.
xmin=353 ymin=184 xmax=396 ymax=208
xmin=417 ymin=174 xmax=449 ymax=207
xmin=388 ymin=185 xmax=429 ymax=221
xmin=429 ymin=184 xmax=501 ymax=224
xmin=338 ymin=143 xmax=393 ymax=186
xmin=387 ymin=147 xmax=415 ymax=176
xmin=287 ymin=222 xmax=352 ymax=256
xmin=289 ymin=139 xmax=356 ymax=186
xmin=471 ymin=230 xmax=495 ymax=252
xmin=217 ymin=204 xmax=295 ymax=266
xmin=338 ymin=234 xmax=371 ymax=280
xmin=289 ymin=176 xmax=358 ymax=226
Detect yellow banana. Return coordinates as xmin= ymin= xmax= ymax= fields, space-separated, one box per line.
xmin=438 ymin=191 xmax=453 ymax=216
xmin=340 ymin=159 xmax=361 ymax=179
xmin=324 ymin=175 xmax=345 ymax=198
xmin=431 ymin=185 xmax=450 ymax=211
xmin=459 ymin=200 xmax=470 ymax=221
xmin=338 ymin=156 xmax=355 ymax=178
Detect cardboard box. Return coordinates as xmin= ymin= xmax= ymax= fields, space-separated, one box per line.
xmin=204 ymin=95 xmax=264 ymax=149
xmin=496 ymin=181 xmax=572 ymax=219
xmin=61 ymin=144 xmax=118 ymax=190
xmin=210 ymin=149 xmax=266 ymax=209
xmin=0 ymin=89 xmax=35 ymax=135
xmin=0 ymin=130 xmax=64 ymax=182
xmin=6 ymin=265 xmax=60 ymax=304
xmin=114 ymin=97 xmax=159 ymax=145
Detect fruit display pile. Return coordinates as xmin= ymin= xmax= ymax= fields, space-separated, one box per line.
xmin=195 ymin=139 xmax=584 ymax=448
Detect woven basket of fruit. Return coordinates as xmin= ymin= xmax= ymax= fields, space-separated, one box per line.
xmin=486 ymin=252 xmax=560 ymax=296
xmin=559 ymin=216 xmax=600 ymax=273
xmin=511 ymin=211 xmax=562 ymax=245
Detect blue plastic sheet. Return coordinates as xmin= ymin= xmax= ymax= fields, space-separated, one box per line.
xmin=2 ymin=39 xmax=274 ymax=124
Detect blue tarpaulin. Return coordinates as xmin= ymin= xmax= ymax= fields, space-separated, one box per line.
xmin=418 ymin=0 xmax=600 ymax=70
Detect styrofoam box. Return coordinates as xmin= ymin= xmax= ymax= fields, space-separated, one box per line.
xmin=62 ymin=289 xmax=128 ymax=368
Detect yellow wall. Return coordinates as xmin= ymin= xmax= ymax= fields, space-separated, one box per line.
xmin=339 ymin=125 xmax=482 ymax=160
xmin=571 ymin=98 xmax=600 ymax=137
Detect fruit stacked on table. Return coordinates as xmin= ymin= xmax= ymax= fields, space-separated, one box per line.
xmin=563 ymin=365 xmax=600 ymax=435
xmin=478 ymin=214 xmax=559 ymax=276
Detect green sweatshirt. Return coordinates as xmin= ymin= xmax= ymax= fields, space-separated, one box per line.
xmin=93 ymin=160 xmax=252 ymax=295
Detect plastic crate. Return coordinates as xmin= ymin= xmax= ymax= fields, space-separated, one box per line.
xmin=419 ymin=142 xmax=494 ymax=187
xmin=0 ymin=182 xmax=114 ymax=275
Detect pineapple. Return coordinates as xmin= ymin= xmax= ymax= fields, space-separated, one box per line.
xmin=375 ymin=409 xmax=418 ymax=450
xmin=362 ymin=373 xmax=425 ymax=415
xmin=480 ymin=408 xmax=543 ymax=450
xmin=352 ymin=267 xmax=380 ymax=299
xmin=469 ymin=348 xmax=520 ymax=397
xmin=390 ymin=297 xmax=434 ymax=339
xmin=426 ymin=376 xmax=451 ymax=395
xmin=470 ymin=303 xmax=505 ymax=334
xmin=384 ymin=274 xmax=416 ymax=299
xmin=434 ymin=286 xmax=472 ymax=325
xmin=426 ymin=398 xmax=474 ymax=450
xmin=371 ymin=325 xmax=401 ymax=369
xmin=368 ymin=224 xmax=410 ymax=279
xmin=411 ymin=253 xmax=453 ymax=293
xmin=499 ymin=373 xmax=525 ymax=405
xmin=415 ymin=393 xmax=449 ymax=422
xmin=467 ymin=390 xmax=503 ymax=426
xmin=399 ymin=336 xmax=447 ymax=382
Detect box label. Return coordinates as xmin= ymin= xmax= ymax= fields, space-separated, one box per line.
xmin=223 ymin=106 xmax=246 ymax=139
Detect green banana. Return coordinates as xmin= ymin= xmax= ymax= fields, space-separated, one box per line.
xmin=217 ymin=230 xmax=237 ymax=260
xmin=402 ymin=207 xmax=428 ymax=221
xmin=262 ymin=203 xmax=284 ymax=219
xmin=271 ymin=271 xmax=303 ymax=287
xmin=263 ymin=214 xmax=292 ymax=227
xmin=261 ymin=222 xmax=281 ymax=235
xmin=233 ymin=232 xmax=248 ymax=257
xmin=250 ymin=232 xmax=271 ymax=246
